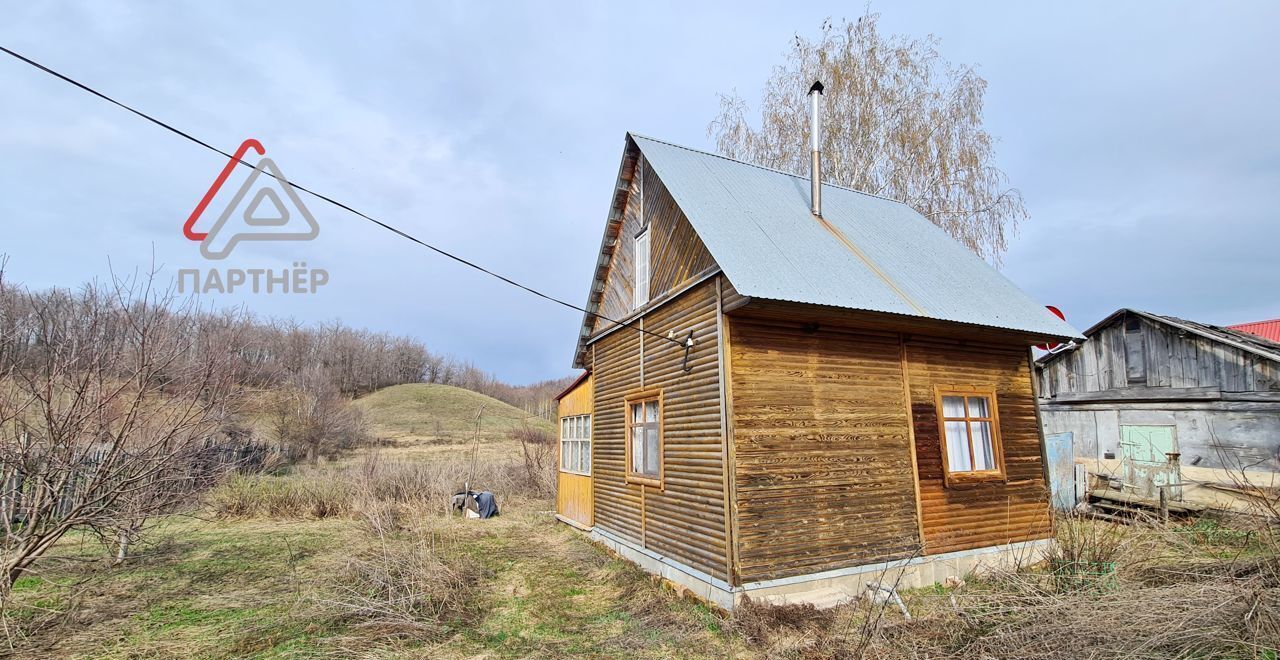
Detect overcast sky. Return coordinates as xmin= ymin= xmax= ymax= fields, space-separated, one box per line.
xmin=3 ymin=2 xmax=1278 ymax=383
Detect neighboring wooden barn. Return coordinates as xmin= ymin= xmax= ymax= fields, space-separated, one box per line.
xmin=554 ymin=132 xmax=1080 ymax=609
xmin=1036 ymin=309 xmax=1280 ymax=511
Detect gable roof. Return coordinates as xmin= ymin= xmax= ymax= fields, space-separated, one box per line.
xmin=1228 ymin=319 xmax=1280 ymax=344
xmin=574 ymin=134 xmax=1082 ymax=366
xmin=553 ymin=370 xmax=590 ymax=401
xmin=1042 ymin=308 xmax=1280 ymax=366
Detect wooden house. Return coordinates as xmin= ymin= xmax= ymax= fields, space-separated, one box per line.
xmin=554 ymin=131 xmax=1080 ymax=609
xmin=1037 ymin=309 xmax=1280 ymax=511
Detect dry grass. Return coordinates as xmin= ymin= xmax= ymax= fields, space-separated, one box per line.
xmin=207 ymin=446 xmax=556 ymax=525
xmin=316 ymin=529 xmax=486 ymax=646
xmin=729 ymin=514 xmax=1280 ymax=660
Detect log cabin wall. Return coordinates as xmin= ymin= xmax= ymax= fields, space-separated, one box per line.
xmin=589 ymin=279 xmax=727 ymax=581
xmin=727 ymin=314 xmax=922 ymax=583
xmin=725 ymin=301 xmax=1053 ymax=579
xmin=905 ymin=338 xmax=1052 ymax=554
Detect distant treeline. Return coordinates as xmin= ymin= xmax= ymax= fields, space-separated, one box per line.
xmin=0 ymin=272 xmax=573 ymax=419
xmin=239 ymin=321 xmax=572 ymax=419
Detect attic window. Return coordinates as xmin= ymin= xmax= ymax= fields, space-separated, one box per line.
xmin=633 ymin=228 xmax=650 ymax=309
xmin=934 ymin=387 xmax=1005 ymax=484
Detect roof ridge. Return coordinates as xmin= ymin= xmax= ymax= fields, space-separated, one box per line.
xmin=627 ymin=132 xmax=909 ymax=206
xmin=1137 ymin=309 xmax=1280 ymax=359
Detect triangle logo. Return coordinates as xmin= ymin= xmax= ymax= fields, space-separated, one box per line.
xmin=198 ymin=154 xmax=319 ymax=260
xmin=245 ymin=187 xmax=289 ymax=226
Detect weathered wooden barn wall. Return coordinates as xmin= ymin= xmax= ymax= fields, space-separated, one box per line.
xmin=727 ymin=314 xmax=921 ymax=582
xmin=904 ymin=338 xmax=1053 ymax=554
xmin=1039 ymin=313 xmax=1280 ymax=396
xmin=556 ymin=375 xmax=593 ymax=527
xmin=1038 ymin=312 xmax=1280 ymax=473
xmin=589 ymin=279 xmax=727 ymax=580
xmin=590 ymin=152 xmax=717 ymax=337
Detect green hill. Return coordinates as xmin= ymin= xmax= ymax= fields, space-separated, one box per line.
xmin=354 ymin=383 xmax=553 ymax=443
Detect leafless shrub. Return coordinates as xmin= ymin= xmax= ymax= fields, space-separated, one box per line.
xmin=0 ymin=268 xmax=247 ymax=598
xmin=512 ymin=425 xmax=556 ymax=498
xmin=265 ymin=368 xmax=370 ymax=462
xmin=317 ymin=530 xmax=484 ymax=644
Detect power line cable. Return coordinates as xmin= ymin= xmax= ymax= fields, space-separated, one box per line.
xmin=0 ymin=45 xmax=686 ymax=349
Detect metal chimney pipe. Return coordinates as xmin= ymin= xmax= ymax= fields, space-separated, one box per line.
xmin=808 ymin=80 xmax=824 ymax=217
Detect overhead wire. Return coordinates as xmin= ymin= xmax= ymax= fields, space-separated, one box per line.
xmin=0 ymin=45 xmax=687 ymax=349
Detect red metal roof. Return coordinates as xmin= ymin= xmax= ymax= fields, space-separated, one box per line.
xmin=1227 ymin=319 xmax=1280 ymax=343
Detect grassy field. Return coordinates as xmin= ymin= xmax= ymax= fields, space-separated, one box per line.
xmin=3 ymin=383 xmax=1277 ymax=658
xmin=6 ymin=496 xmax=740 ymax=658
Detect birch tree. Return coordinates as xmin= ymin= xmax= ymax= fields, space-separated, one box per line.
xmin=709 ymin=12 xmax=1027 ymax=264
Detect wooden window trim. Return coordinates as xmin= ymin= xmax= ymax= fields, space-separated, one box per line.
xmin=558 ymin=414 xmax=591 ymax=476
xmin=933 ymin=385 xmax=1006 ymax=486
xmin=624 ymin=388 xmax=663 ymax=489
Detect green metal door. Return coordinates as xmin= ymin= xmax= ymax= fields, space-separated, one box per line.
xmin=1119 ymin=425 xmax=1180 ymax=501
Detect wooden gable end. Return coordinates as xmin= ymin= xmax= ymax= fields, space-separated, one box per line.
xmin=1038 ymin=312 xmax=1280 ymax=398
xmin=589 ymin=153 xmax=718 ymax=337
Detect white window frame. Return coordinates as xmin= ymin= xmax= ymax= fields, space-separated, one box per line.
xmin=559 ymin=414 xmax=591 ymax=476
xmin=633 ymin=228 xmax=650 ymax=310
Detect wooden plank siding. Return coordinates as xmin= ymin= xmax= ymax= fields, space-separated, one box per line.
xmin=589 ymin=280 xmax=728 ymax=581
xmin=556 ymin=375 xmax=593 ymax=527
xmin=906 ymin=338 xmax=1053 ymax=554
xmin=728 ymin=315 xmax=921 ymax=582
xmin=590 ymin=153 xmax=717 ymax=338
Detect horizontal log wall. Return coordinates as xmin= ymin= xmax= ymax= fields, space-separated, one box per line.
xmin=906 ymin=338 xmax=1052 ymax=554
xmin=591 ymin=279 xmax=727 ymax=581
xmin=729 ymin=316 xmax=921 ymax=582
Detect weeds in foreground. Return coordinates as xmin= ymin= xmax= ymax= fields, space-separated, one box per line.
xmin=317 ymin=529 xmax=486 ymax=646
xmin=732 ymin=513 xmax=1280 ymax=659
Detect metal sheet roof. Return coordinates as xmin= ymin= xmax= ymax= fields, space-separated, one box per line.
xmin=631 ymin=134 xmax=1083 ymax=340
xmin=1228 ymin=319 xmax=1280 ymax=344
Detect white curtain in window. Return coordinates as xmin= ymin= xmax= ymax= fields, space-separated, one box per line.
xmin=971 ymin=421 xmax=995 ymax=471
xmin=944 ymin=420 xmax=971 ymax=471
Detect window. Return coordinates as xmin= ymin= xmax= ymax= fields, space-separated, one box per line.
xmin=935 ymin=388 xmax=1004 ymax=481
xmin=559 ymin=414 xmax=591 ymax=475
xmin=633 ymin=228 xmax=650 ymax=309
xmin=625 ymin=391 xmax=662 ymax=485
